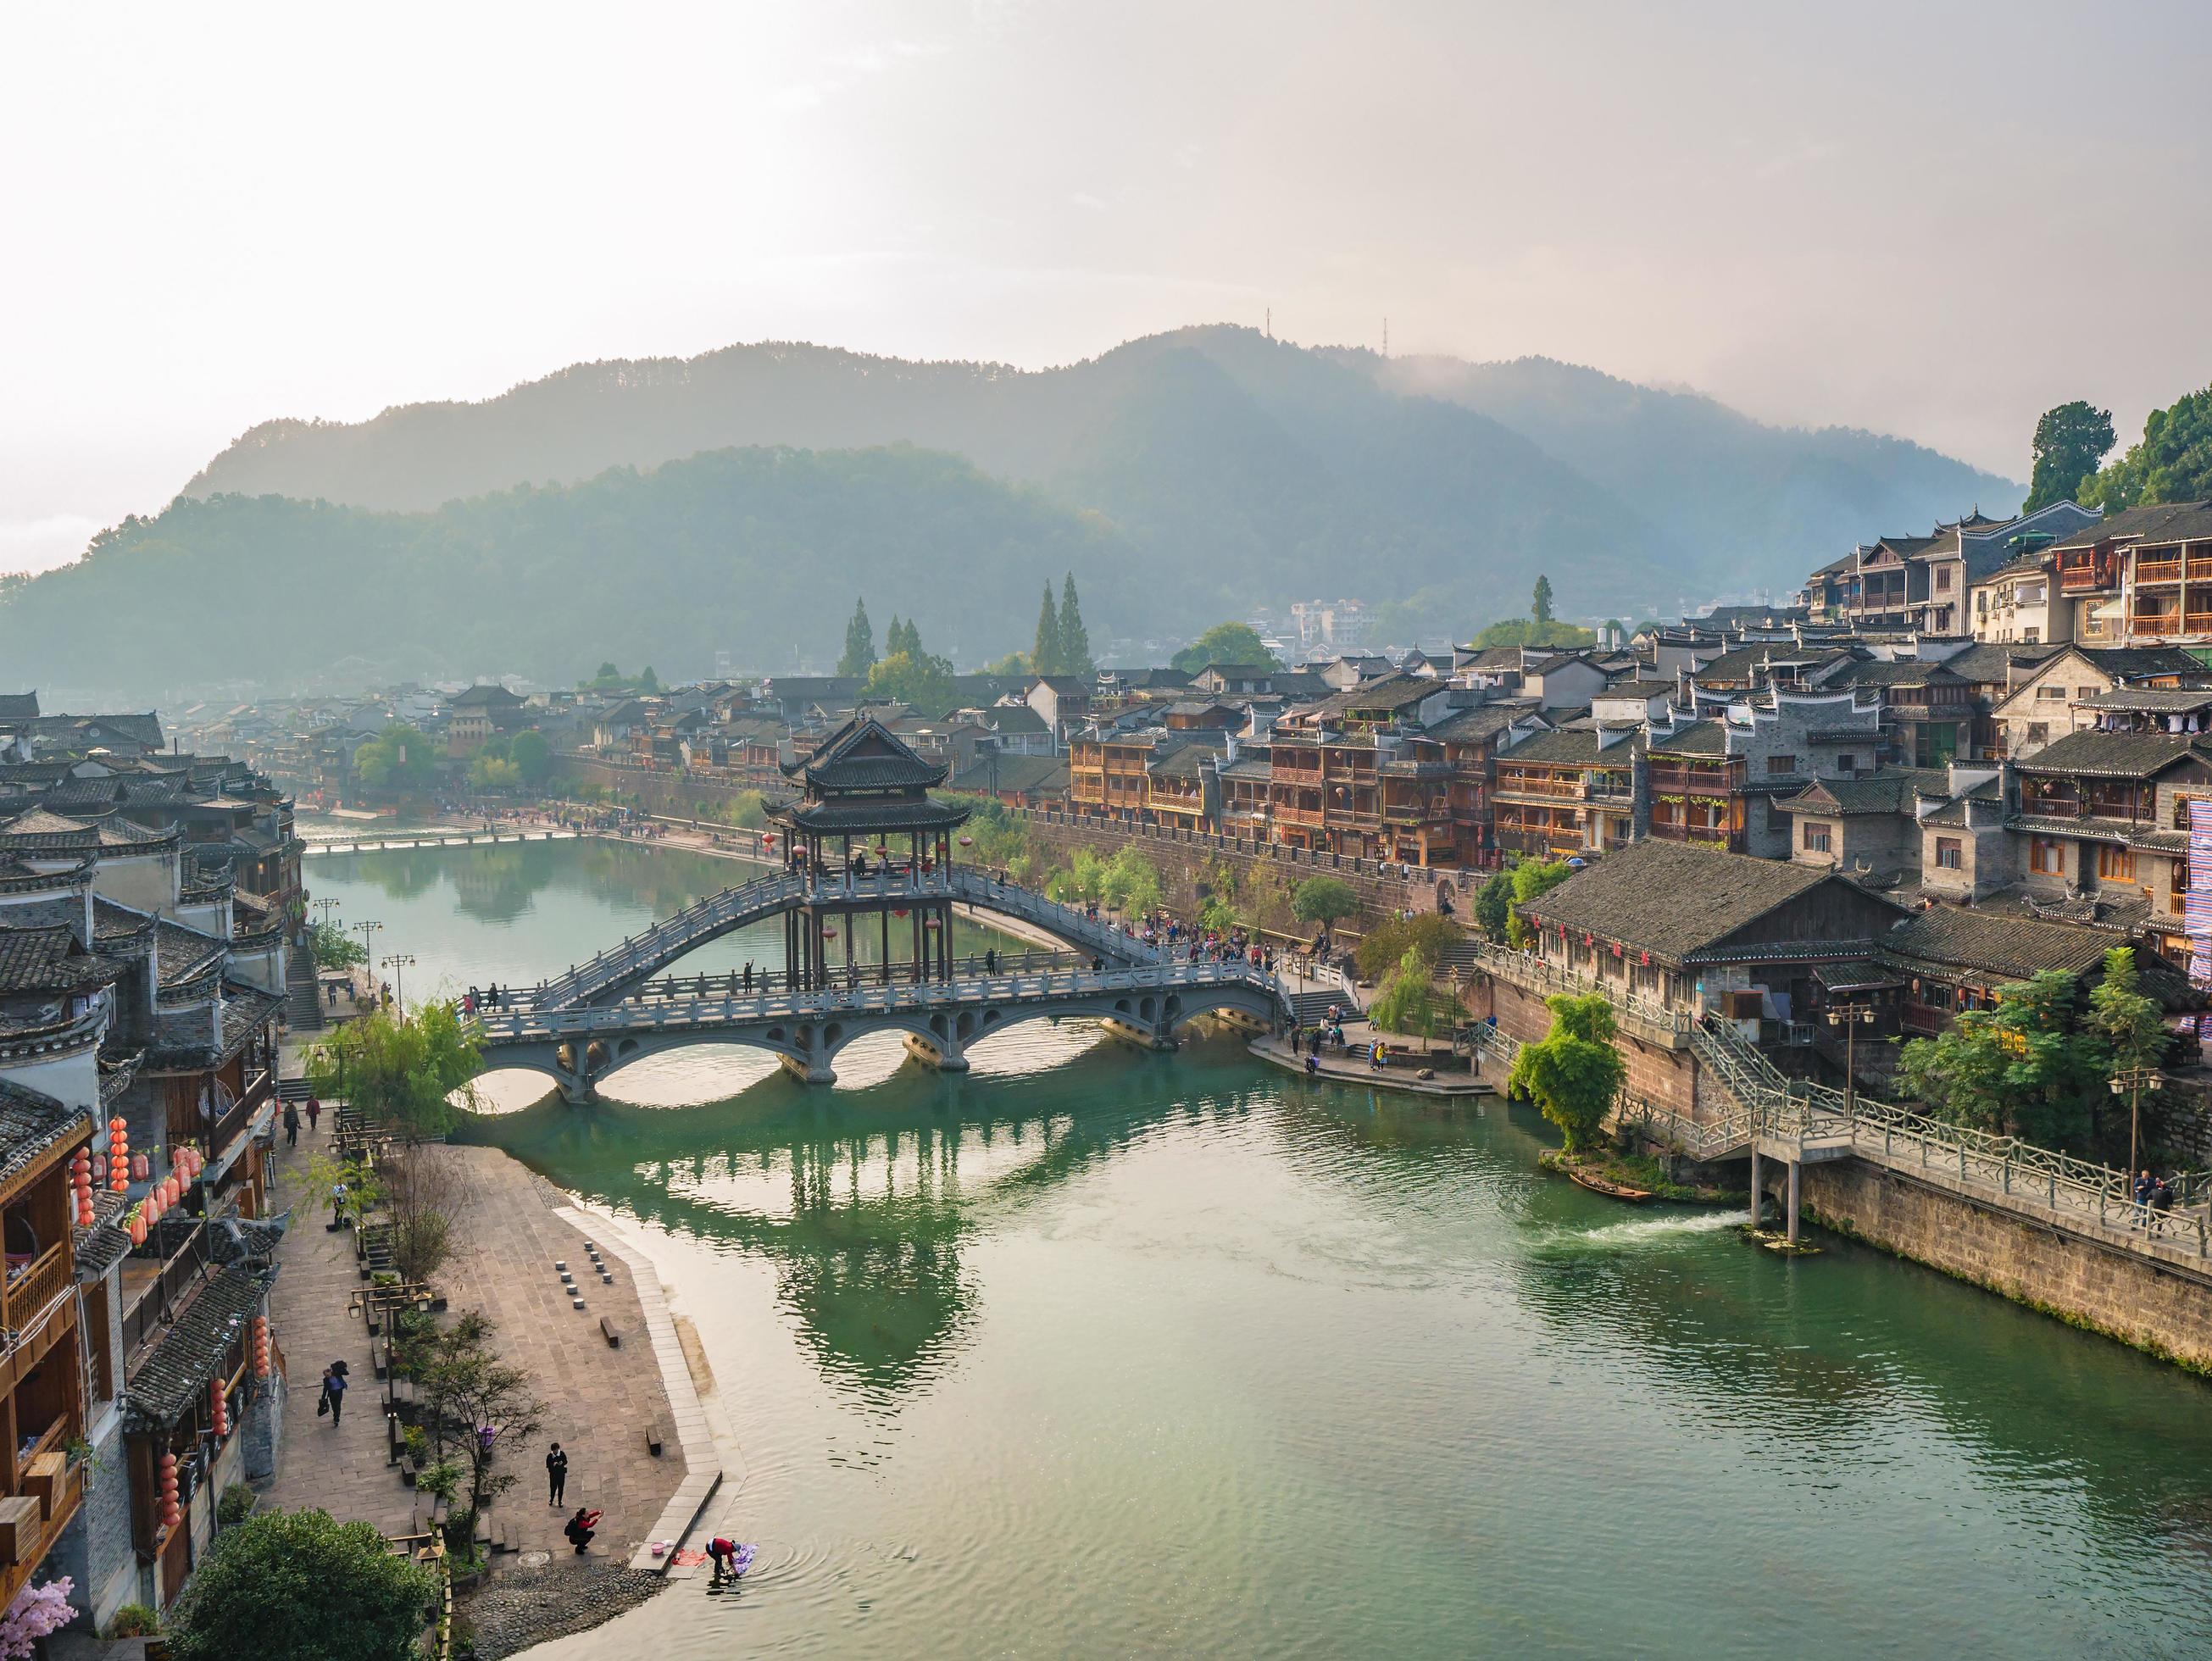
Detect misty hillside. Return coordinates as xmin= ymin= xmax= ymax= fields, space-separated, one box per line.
xmin=0 ymin=447 xmax=1127 ymax=703
xmin=1378 ymin=354 xmax=2022 ymax=581
xmin=184 ymin=325 xmax=2015 ymax=601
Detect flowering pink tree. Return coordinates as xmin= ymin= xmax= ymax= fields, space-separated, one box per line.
xmin=0 ymin=1577 xmax=73 ymax=1658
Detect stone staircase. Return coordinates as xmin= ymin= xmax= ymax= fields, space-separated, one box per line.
xmin=286 ymin=948 xmax=325 ymax=1033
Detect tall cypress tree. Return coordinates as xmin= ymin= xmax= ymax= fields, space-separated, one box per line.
xmin=1058 ymin=572 xmax=1093 ymax=677
xmin=1031 ymin=581 xmax=1063 ymax=675
xmin=837 ymin=597 xmax=876 ymax=677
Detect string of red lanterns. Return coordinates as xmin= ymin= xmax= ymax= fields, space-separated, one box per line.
xmin=252 ymin=1315 xmax=270 ymax=1379
xmin=106 ymin=1118 xmax=128 ymax=1193
xmin=158 ymin=1451 xmax=180 ymax=1531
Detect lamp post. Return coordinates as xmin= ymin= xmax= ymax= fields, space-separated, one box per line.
xmin=313 ymin=897 xmax=341 ymax=932
xmin=353 ymin=920 xmax=381 ymax=1010
xmin=1826 ymin=998 xmax=1877 ymax=1114
xmin=381 ymin=953 xmax=416 ymax=1019
xmin=2110 ymin=1064 xmax=2161 ymax=1206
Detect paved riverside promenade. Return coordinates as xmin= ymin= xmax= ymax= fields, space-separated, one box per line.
xmin=263 ymin=1100 xmax=698 ymax=1563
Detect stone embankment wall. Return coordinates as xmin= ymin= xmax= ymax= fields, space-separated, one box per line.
xmin=556 ymin=755 xmax=783 ymax=815
xmin=1792 ymin=1159 xmax=2212 ymax=1371
xmin=1012 ymin=812 xmax=1448 ymax=937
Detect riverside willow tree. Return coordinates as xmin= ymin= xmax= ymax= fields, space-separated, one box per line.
xmin=307 ymin=1003 xmax=482 ymax=1142
xmin=837 ymin=597 xmax=878 ymax=677
xmin=2022 ymin=400 xmax=2115 ymax=513
xmin=1509 ymin=992 xmax=1626 ymax=1154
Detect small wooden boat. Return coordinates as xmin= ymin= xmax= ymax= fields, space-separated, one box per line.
xmin=1565 ymin=1164 xmax=1653 ymax=1203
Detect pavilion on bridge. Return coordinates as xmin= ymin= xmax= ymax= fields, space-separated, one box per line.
xmin=773 ymin=714 xmax=974 ymax=991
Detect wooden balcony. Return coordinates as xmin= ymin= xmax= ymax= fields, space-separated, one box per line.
xmin=2134 ymin=558 xmax=2184 ymax=586
xmin=0 ymin=1244 xmax=72 ymax=1357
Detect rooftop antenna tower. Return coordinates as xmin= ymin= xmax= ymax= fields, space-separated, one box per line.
xmin=1382 ymin=317 xmax=1389 ymax=358
xmin=1264 ymin=307 xmax=1271 ymax=339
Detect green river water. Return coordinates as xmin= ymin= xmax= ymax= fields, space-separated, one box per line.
xmin=309 ymin=840 xmax=2212 ymax=1658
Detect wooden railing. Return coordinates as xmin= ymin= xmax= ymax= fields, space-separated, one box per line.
xmin=0 ymin=1243 xmax=73 ymax=1358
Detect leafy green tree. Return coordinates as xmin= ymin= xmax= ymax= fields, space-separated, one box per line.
xmin=2087 ymin=948 xmax=2164 ymax=1071
xmin=863 ymin=648 xmax=956 ymax=714
xmin=1504 ymin=859 xmax=1574 ymax=948
xmin=1031 ymin=582 xmax=1063 ymax=675
xmin=1058 ymin=572 xmax=1094 ymax=677
xmin=307 ymin=920 xmax=364 ymax=971
xmin=1291 ymin=875 xmax=1360 ymax=929
xmin=2084 ymin=383 xmax=2212 ymax=510
xmin=164 ymin=1508 xmax=440 ymax=1661
xmin=1468 ymin=619 xmax=1597 ymax=651
xmin=1171 ymin=620 xmax=1278 ymax=675
xmin=2022 ymin=400 xmax=2115 ymax=513
xmin=415 ymin=1309 xmax=546 ymax=1514
xmin=307 ymin=1003 xmax=482 ymax=1142
xmin=1508 ymin=992 xmax=1625 ymax=1153
xmin=1044 ymin=847 xmax=1110 ymax=904
xmin=1353 ymin=914 xmax=1461 ymax=981
xmin=984 ymin=649 xmax=1032 ymax=677
xmin=352 ymin=725 xmax=438 ymax=792
xmin=1532 ymin=573 xmax=1554 ymax=625
xmin=1473 ymin=865 xmax=1517 ymax=944
xmin=1369 ymin=947 xmax=1459 ymax=1047
xmin=1098 ymin=847 xmax=1164 ymax=916
xmin=638 ymin=665 xmax=659 ymax=692
xmin=508 ymin=728 xmax=552 ymax=785
xmin=467 ymin=751 xmax=520 ymax=791
xmin=837 ymin=597 xmax=877 ymax=677
xmin=1896 ymin=969 xmax=2101 ymax=1147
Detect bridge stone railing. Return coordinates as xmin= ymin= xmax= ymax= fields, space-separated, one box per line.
xmin=531 ymin=866 xmax=1164 ymax=1012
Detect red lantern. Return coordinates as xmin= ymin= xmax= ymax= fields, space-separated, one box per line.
xmin=893 ymin=908 xmax=909 ymax=919
xmin=131 ymin=1153 xmax=149 ymax=1182
xmin=821 ymin=926 xmax=836 ymax=940
xmin=253 ymin=1314 xmax=270 ymax=1378
xmin=128 ymin=1213 xmax=147 ymax=1247
xmin=210 ymin=1379 xmax=228 ymax=1438
xmin=108 ymin=1115 xmax=125 ymax=1136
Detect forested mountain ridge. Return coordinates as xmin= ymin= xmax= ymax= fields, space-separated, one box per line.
xmin=182 ymin=325 xmax=2015 ymax=600
xmin=0 ymin=447 xmax=1126 ymax=703
xmin=1376 ymin=353 xmax=2022 ymax=586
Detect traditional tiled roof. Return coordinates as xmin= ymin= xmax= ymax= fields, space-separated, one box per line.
xmin=154 ymin=921 xmax=228 ymax=992
xmin=1645 ymin=719 xmax=1726 ymax=756
xmin=1777 ymin=769 xmax=1949 ymax=816
xmin=781 ymin=715 xmax=948 ymax=790
xmin=2014 ymin=730 xmax=2209 ymax=780
xmin=947 ymin=754 xmax=1070 ymax=796
xmin=1520 ymin=842 xmax=1903 ymax=965
xmin=0 ymin=694 xmax=37 ymax=721
xmin=775 ymin=797 xmax=971 ymax=835
xmin=2076 ymin=687 xmax=2212 ymax=713
xmin=124 ymin=1264 xmax=277 ymax=1430
xmin=2048 ymin=500 xmax=2212 ymax=553
xmin=1882 ymin=905 xmax=2115 ymax=982
xmin=0 ymin=925 xmax=127 ymax=997
xmin=0 ymin=1079 xmax=88 ymax=1194
xmin=0 ymin=808 xmax=101 ymax=852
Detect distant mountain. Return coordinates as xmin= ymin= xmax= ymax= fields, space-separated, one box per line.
xmin=1376 ymin=354 xmax=2021 ymax=591
xmin=184 ymin=327 xmax=1682 ymax=626
xmin=12 ymin=327 xmax=2022 ymax=701
xmin=0 ymin=447 xmax=1125 ymax=703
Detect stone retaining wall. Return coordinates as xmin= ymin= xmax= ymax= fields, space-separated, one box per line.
xmin=1794 ymin=1158 xmax=2212 ymax=1372
xmin=1014 ymin=814 xmax=1449 ymax=936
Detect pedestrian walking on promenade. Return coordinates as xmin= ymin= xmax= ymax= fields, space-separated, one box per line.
xmin=547 ymin=1442 xmax=569 ymax=1505
xmin=306 ymin=1096 xmax=321 ymax=1135
xmin=283 ymin=1101 xmax=299 ymax=1148
xmin=320 ymin=1365 xmax=347 ymax=1426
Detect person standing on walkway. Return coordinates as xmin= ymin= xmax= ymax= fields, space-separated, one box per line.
xmin=306 ymin=1096 xmax=321 ymax=1136
xmin=321 ymin=1366 xmax=347 ymax=1426
xmin=283 ymin=1100 xmax=300 ymax=1148
xmin=547 ymin=1442 xmax=569 ymax=1507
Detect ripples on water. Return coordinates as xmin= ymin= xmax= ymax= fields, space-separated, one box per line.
xmin=310 ymin=842 xmax=2212 ymax=1660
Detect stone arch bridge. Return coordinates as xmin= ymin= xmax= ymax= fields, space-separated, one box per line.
xmin=475 ymin=962 xmax=1286 ymax=1101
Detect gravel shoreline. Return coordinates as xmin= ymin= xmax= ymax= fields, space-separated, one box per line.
xmin=457 ymin=1553 xmax=670 ymax=1658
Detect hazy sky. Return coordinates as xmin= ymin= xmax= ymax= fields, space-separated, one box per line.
xmin=4 ymin=0 xmax=2209 ymax=574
